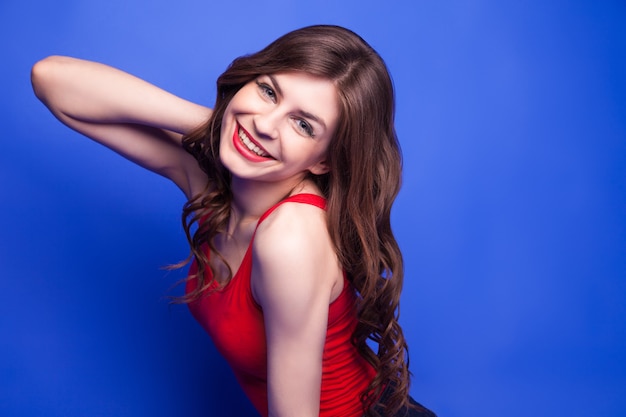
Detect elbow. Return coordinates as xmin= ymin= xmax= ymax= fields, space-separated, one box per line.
xmin=31 ymin=56 xmax=50 ymax=101
xmin=30 ymin=55 xmax=65 ymax=103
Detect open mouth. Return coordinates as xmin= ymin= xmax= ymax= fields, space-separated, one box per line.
xmin=233 ymin=123 xmax=275 ymax=161
xmin=238 ymin=127 xmax=271 ymax=158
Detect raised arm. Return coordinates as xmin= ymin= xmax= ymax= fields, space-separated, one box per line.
xmin=31 ymin=56 xmax=211 ymax=198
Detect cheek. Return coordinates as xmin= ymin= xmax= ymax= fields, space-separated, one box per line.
xmin=302 ymin=145 xmax=330 ymax=167
xmin=219 ymin=103 xmax=236 ymax=143
xmin=314 ymin=139 xmax=332 ymax=162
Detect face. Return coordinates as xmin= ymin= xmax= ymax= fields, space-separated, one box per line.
xmin=219 ymin=71 xmax=339 ymax=188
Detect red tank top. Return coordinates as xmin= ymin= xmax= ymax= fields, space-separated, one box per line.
xmin=186 ymin=194 xmax=376 ymax=417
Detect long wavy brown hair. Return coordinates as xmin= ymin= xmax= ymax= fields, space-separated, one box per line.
xmin=179 ymin=25 xmax=415 ymax=417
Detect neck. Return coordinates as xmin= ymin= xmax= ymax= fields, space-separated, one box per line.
xmin=227 ymin=175 xmax=308 ymax=232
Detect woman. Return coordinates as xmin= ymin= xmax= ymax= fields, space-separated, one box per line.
xmin=31 ymin=25 xmax=435 ymax=417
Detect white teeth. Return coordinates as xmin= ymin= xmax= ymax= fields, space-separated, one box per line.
xmin=239 ymin=128 xmax=269 ymax=157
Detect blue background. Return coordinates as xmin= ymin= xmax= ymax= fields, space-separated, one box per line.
xmin=1 ymin=1 xmax=625 ymax=416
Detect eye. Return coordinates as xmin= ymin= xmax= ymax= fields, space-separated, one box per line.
xmin=256 ymin=80 xmax=276 ymax=102
xmin=294 ymin=118 xmax=315 ymax=137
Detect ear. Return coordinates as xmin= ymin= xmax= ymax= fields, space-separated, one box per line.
xmin=308 ymin=159 xmax=330 ymax=175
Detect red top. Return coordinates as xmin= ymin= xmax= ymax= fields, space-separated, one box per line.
xmin=186 ymin=194 xmax=376 ymax=417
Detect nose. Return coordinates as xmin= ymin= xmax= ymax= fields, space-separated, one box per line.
xmin=252 ymin=109 xmax=280 ymax=140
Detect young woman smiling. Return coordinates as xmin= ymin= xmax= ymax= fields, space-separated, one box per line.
xmin=31 ymin=25 xmax=436 ymax=417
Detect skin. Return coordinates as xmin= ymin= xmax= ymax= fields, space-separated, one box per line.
xmin=31 ymin=56 xmax=344 ymax=417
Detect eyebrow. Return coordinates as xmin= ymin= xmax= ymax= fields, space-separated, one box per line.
xmin=267 ymin=74 xmax=328 ymax=131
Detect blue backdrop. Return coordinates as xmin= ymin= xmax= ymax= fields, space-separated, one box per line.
xmin=1 ymin=1 xmax=625 ymax=416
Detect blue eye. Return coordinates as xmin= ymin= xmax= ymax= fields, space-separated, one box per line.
xmin=256 ymin=81 xmax=276 ymax=102
xmin=296 ymin=119 xmax=315 ymax=137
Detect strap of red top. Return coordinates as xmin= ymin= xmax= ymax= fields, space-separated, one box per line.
xmin=257 ymin=193 xmax=327 ymax=225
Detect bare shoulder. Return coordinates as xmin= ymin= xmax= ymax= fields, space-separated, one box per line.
xmin=251 ymin=200 xmax=343 ymax=306
xmin=257 ymin=200 xmax=328 ymax=249
xmin=254 ymin=200 xmax=333 ymax=271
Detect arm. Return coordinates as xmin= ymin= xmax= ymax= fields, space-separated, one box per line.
xmin=31 ymin=55 xmax=211 ymax=198
xmin=252 ymin=203 xmax=343 ymax=417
